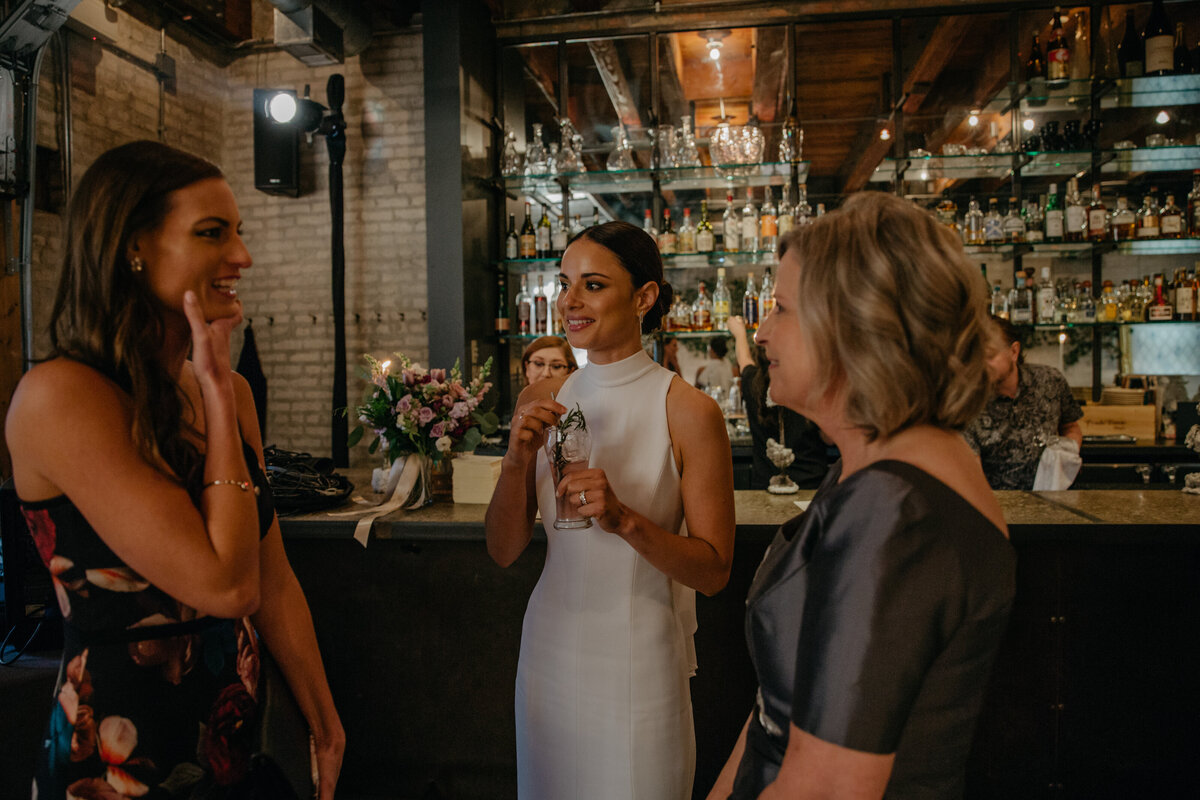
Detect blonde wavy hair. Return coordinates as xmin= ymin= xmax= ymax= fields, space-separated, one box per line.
xmin=777 ymin=191 xmax=990 ymax=440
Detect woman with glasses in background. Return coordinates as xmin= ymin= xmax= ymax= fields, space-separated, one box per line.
xmin=521 ymin=335 xmax=578 ymax=386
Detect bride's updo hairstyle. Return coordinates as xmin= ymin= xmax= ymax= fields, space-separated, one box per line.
xmin=777 ymin=191 xmax=991 ymax=441
xmin=571 ymin=221 xmax=674 ymax=334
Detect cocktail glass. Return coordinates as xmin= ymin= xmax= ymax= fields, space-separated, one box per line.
xmin=545 ymin=425 xmax=593 ymax=529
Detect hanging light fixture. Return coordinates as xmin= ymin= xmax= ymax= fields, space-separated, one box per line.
xmin=700 ymin=30 xmax=730 ymax=63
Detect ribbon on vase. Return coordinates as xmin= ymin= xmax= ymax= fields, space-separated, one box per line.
xmin=326 ymin=455 xmax=430 ymax=546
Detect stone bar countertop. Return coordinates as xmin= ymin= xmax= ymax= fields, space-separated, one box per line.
xmin=279 ymin=468 xmax=1200 ymax=545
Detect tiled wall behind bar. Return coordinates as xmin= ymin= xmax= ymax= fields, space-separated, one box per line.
xmin=30 ymin=8 xmax=428 ymax=465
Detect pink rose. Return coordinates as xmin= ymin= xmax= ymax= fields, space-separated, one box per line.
xmin=417 ymin=407 xmax=435 ymax=425
xmin=430 ymin=422 xmax=446 ymax=438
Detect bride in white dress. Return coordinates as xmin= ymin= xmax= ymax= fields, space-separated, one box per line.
xmin=486 ymin=221 xmax=737 ymax=799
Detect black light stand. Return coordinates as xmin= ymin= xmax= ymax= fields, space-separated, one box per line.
xmin=322 ymin=75 xmax=349 ymax=467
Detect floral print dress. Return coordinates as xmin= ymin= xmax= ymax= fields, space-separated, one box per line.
xmin=21 ymin=445 xmax=283 ymax=800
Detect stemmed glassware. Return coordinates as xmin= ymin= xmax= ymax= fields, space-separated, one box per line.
xmin=524 ymin=123 xmax=549 ymax=176
xmin=673 ymin=116 xmax=703 ymax=168
xmin=606 ymin=124 xmax=636 ymax=177
xmin=501 ymin=125 xmax=522 ymax=176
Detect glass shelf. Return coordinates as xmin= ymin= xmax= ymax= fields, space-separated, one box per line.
xmin=871 ymin=146 xmax=1200 ymax=183
xmin=963 ymin=239 xmax=1200 ymax=257
xmin=503 ymin=161 xmax=809 ymax=196
xmin=983 ymin=74 xmax=1200 ymax=114
xmin=1013 ymin=319 xmax=1200 ymax=330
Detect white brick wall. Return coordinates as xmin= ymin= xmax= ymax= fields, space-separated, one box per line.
xmin=30 ymin=8 xmax=429 ymax=467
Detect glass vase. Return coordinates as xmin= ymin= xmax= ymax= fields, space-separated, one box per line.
xmin=430 ymin=455 xmax=454 ymax=503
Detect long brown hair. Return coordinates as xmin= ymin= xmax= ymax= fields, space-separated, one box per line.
xmin=49 ymin=140 xmax=224 ymax=488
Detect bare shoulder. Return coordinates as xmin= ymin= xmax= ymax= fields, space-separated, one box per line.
xmin=8 ymin=358 xmax=128 ymax=434
xmin=229 ymin=371 xmax=265 ymax=456
xmin=666 ymin=375 xmax=723 ymax=425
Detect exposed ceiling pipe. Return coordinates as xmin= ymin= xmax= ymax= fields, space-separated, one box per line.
xmin=267 ymin=0 xmax=372 ymax=57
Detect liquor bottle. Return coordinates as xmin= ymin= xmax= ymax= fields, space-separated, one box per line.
xmin=551 ymin=213 xmax=569 ymax=256
xmin=643 ymin=208 xmax=657 ymax=239
xmin=795 ymin=184 xmax=814 ymax=226
xmin=1070 ymin=9 xmax=1091 ymax=82
xmin=1099 ymin=280 xmax=1119 ymax=322
xmin=815 ymin=203 xmax=826 ymax=217
xmin=658 ymin=209 xmax=677 ymax=255
xmin=515 ymin=275 xmax=532 ymax=334
xmin=1142 ymin=0 xmax=1173 ymax=76
xmin=696 ymin=201 xmax=715 ymax=253
xmin=1136 ymin=195 xmax=1160 ymax=238
xmin=570 ymin=214 xmax=585 ymax=238
xmin=1087 ymin=185 xmax=1108 ymax=242
xmin=964 ymin=197 xmax=986 ymax=245
xmin=1079 ymin=280 xmax=1096 ymax=322
xmin=1119 ymin=10 xmax=1144 ymax=77
xmin=990 ymin=281 xmax=1009 ymax=318
xmin=743 ymin=272 xmax=760 ymax=329
xmin=1047 ymin=7 xmax=1071 ymax=84
xmin=1160 ymin=194 xmax=1183 ymax=238
xmin=759 ymin=266 xmax=775 ymax=321
xmin=984 ymin=198 xmax=1005 ymax=243
xmin=1136 ymin=276 xmax=1154 ymax=320
xmin=722 ymin=192 xmax=741 ymax=252
xmin=536 ymin=205 xmax=552 ymax=257
xmin=1189 ymin=171 xmax=1200 ymax=239
xmin=678 ymin=208 xmax=697 ymax=254
xmin=1177 ymin=269 xmax=1199 ymax=321
xmin=1110 ymin=196 xmax=1136 ymax=241
xmin=712 ymin=267 xmax=731 ymax=330
xmin=1025 ymin=197 xmax=1045 ymax=243
xmin=1009 ymin=270 xmax=1034 ymax=323
xmin=759 ymin=186 xmax=778 ymax=253
xmin=1174 ymin=23 xmax=1191 ymax=74
xmin=495 ymin=271 xmax=510 ymax=334
xmin=741 ymin=189 xmax=760 ymax=253
xmin=534 ymin=275 xmax=549 ymax=334
xmin=936 ymin=193 xmax=959 ymax=235
xmin=505 ymin=213 xmax=519 ymax=260
xmin=519 ymin=203 xmax=537 ymax=258
xmin=777 ymin=184 xmax=795 ymax=238
xmin=1045 ymin=183 xmax=1064 ymax=241
xmin=592 ymin=207 xmax=600 ymax=227
xmin=1064 ymin=178 xmax=1086 ymax=242
xmin=1003 ymin=197 xmax=1026 ymax=243
xmin=1036 ymin=267 xmax=1057 ymax=323
xmin=1148 ymin=274 xmax=1173 ymax=321
xmin=691 ymin=281 xmax=714 ymax=331
xmin=547 ymin=278 xmax=563 ymax=334
xmin=1026 ymin=32 xmax=1046 ymax=80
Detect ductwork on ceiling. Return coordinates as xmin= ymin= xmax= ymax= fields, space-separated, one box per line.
xmin=269 ymin=0 xmax=372 ymax=67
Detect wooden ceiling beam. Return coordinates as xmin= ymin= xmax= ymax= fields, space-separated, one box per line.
xmin=842 ymin=14 xmax=980 ymax=193
xmin=588 ymin=39 xmax=643 ymax=128
xmin=751 ymin=26 xmax=787 ymax=123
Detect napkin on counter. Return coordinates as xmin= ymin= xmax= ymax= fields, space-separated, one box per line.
xmin=1033 ymin=437 xmax=1082 ymax=491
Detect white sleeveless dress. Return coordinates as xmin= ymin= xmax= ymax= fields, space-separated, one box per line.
xmin=516 ymin=349 xmax=698 ymax=799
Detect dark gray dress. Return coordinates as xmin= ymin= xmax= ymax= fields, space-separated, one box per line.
xmin=729 ymin=460 xmax=1015 ymax=799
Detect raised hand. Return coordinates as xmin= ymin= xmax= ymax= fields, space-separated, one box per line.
xmin=506 ymin=398 xmax=567 ymax=468
xmin=183 ymin=290 xmax=242 ymax=394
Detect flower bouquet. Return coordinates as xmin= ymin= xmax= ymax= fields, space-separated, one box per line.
xmin=347 ymin=353 xmax=498 ymax=506
xmin=1185 ymin=425 xmax=1200 ymax=495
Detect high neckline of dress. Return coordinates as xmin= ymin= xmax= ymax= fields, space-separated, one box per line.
xmin=581 ymin=349 xmax=658 ymax=388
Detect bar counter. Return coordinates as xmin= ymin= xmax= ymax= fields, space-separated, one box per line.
xmin=279 ymin=472 xmax=1200 ymax=800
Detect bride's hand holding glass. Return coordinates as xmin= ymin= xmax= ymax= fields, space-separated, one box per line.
xmin=506 ymin=398 xmax=567 ymax=467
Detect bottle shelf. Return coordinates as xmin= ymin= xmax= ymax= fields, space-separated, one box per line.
xmin=1011 ymin=318 xmax=1200 ymax=330
xmin=503 ymin=161 xmax=810 ymax=196
xmin=963 ymin=239 xmax=1200 ymax=258
xmin=499 ymin=251 xmax=783 ymax=272
xmin=982 ymin=74 xmax=1200 ymax=114
xmin=870 ymin=146 xmax=1200 ymax=183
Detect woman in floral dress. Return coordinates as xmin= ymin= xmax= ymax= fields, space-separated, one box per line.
xmin=6 ymin=141 xmax=344 ymax=799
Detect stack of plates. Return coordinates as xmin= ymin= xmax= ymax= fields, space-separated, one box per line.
xmin=1099 ymin=387 xmax=1147 ymax=405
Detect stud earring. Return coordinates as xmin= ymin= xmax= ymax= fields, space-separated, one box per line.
xmin=129 ymin=256 xmax=144 ymax=272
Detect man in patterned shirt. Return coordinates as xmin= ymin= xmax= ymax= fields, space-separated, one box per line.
xmin=964 ymin=316 xmax=1083 ymax=490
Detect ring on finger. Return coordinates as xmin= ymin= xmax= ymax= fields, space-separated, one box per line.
xmin=578 ymin=490 xmax=587 ymax=506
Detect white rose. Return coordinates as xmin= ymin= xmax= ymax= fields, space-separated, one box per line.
xmin=435 ymin=436 xmax=452 ymax=453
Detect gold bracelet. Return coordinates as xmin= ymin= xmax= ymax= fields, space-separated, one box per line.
xmin=203 ymin=479 xmax=251 ymax=492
